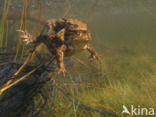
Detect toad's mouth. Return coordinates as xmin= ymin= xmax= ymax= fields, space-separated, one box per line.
xmin=66 ymin=31 xmax=91 ymax=41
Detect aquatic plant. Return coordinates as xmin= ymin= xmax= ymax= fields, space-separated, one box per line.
xmin=0 ymin=0 xmax=11 ymax=47
xmin=13 ymin=0 xmax=27 ymax=62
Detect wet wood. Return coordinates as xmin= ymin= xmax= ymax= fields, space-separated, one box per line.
xmin=0 ymin=62 xmax=51 ymax=117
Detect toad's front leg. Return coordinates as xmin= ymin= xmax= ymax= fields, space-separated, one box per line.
xmin=85 ymin=44 xmax=102 ymax=63
xmin=55 ymin=45 xmax=67 ymax=75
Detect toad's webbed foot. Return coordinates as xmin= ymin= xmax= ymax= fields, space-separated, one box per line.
xmin=58 ymin=66 xmax=66 ymax=76
xmin=17 ymin=30 xmax=36 ymax=45
xmin=85 ymin=44 xmax=102 ymax=63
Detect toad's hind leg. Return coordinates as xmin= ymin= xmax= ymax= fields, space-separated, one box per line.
xmin=84 ymin=44 xmax=101 ymax=63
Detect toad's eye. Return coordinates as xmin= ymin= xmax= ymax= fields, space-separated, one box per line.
xmin=76 ymin=32 xmax=80 ymax=35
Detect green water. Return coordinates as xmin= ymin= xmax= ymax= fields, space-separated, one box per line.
xmin=86 ymin=0 xmax=156 ymax=56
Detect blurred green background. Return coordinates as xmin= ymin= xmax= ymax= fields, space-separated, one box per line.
xmin=1 ymin=0 xmax=156 ymax=116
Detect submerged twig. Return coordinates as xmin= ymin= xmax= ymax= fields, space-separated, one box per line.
xmin=4 ymin=20 xmax=8 ymax=48
xmin=63 ymin=0 xmax=72 ymax=18
xmin=0 ymin=66 xmax=40 ymax=95
xmin=84 ymin=0 xmax=98 ymax=23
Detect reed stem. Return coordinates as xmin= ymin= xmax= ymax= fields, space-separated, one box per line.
xmin=19 ymin=0 xmax=27 ymax=63
xmin=4 ymin=20 xmax=8 ymax=48
xmin=0 ymin=0 xmax=11 ymax=47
